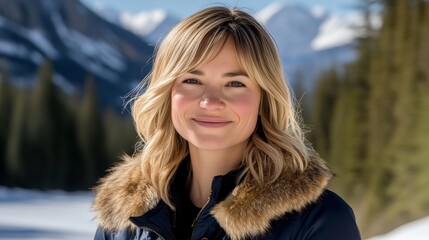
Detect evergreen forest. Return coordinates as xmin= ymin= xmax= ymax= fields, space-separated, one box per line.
xmin=0 ymin=60 xmax=137 ymax=191
xmin=310 ymin=0 xmax=429 ymax=236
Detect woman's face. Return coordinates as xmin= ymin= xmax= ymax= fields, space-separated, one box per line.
xmin=171 ymin=37 xmax=261 ymax=152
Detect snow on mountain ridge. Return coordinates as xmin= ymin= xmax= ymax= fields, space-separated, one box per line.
xmin=260 ymin=3 xmax=324 ymax=56
xmin=256 ymin=1 xmax=286 ymax=24
xmin=256 ymin=1 xmax=361 ymax=52
xmin=312 ymin=12 xmax=382 ymax=51
xmin=0 ymin=40 xmax=44 ymax=64
xmin=90 ymin=2 xmax=121 ymax=23
xmin=310 ymin=5 xmax=327 ymax=19
xmin=120 ymin=9 xmax=167 ymax=36
xmin=49 ymin=6 xmax=126 ymax=82
xmin=0 ymin=16 xmax=58 ymax=60
xmin=115 ymin=2 xmax=357 ymax=53
xmin=253 ymin=2 xmax=358 ymax=93
xmin=0 ymin=0 xmax=155 ymax=109
xmin=312 ymin=14 xmax=359 ymax=50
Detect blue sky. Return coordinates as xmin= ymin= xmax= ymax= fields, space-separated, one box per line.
xmin=81 ymin=0 xmax=360 ymax=18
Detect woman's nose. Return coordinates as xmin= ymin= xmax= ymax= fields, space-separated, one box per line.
xmin=199 ymin=90 xmax=225 ymax=111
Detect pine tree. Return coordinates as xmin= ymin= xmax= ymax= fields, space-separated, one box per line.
xmin=26 ymin=60 xmax=58 ymax=188
xmin=0 ymin=61 xmax=12 ymax=184
xmin=311 ymin=0 xmax=374 ymax=233
xmin=53 ymin=87 xmax=81 ymax=190
xmin=310 ymin=0 xmax=429 ymax=236
xmin=292 ymin=70 xmax=310 ymax=123
xmin=310 ymin=68 xmax=339 ymax=159
xmin=77 ymin=75 xmax=107 ymax=188
xmin=25 ymin=60 xmax=74 ymax=189
xmin=380 ymin=0 xmax=429 ymax=230
xmin=6 ymin=91 xmax=28 ymax=186
xmin=329 ymin=67 xmax=369 ymax=199
xmin=348 ymin=0 xmax=429 ymax=235
xmin=104 ymin=107 xmax=137 ymax=166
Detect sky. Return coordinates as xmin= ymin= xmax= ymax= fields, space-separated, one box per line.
xmin=80 ymin=0 xmax=361 ymax=18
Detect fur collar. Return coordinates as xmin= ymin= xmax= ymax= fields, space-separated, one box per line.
xmin=93 ymin=155 xmax=332 ymax=240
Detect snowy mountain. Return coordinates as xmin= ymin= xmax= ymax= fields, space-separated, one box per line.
xmin=0 ymin=0 xmax=362 ymax=108
xmin=258 ymin=2 xmax=328 ymax=57
xmin=0 ymin=0 xmax=154 ymax=108
xmin=115 ymin=2 xmax=359 ymax=92
xmin=257 ymin=2 xmax=358 ymax=91
xmin=87 ymin=4 xmax=180 ymax=45
xmin=119 ymin=9 xmax=180 ymax=45
xmin=87 ymin=3 xmax=122 ymax=24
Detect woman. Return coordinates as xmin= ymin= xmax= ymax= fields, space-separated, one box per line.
xmin=93 ymin=6 xmax=361 ymax=240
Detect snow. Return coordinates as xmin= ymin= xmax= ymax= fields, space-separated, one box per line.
xmin=50 ymin=7 xmax=125 ymax=82
xmin=256 ymin=1 xmax=286 ymax=24
xmin=120 ymin=9 xmax=167 ymax=36
xmin=257 ymin=2 xmax=354 ymax=54
xmin=1 ymin=186 xmax=429 ymax=240
xmin=368 ymin=216 xmax=429 ymax=240
xmin=26 ymin=30 xmax=59 ymax=59
xmin=311 ymin=14 xmax=360 ymax=50
xmin=0 ymin=187 xmax=96 ymax=240
xmin=116 ymin=2 xmax=359 ymax=54
xmin=256 ymin=2 xmax=376 ymax=52
xmin=0 ymin=40 xmax=44 ymax=64
xmin=53 ymin=74 xmax=76 ymax=95
xmin=0 ymin=16 xmax=58 ymax=59
xmin=310 ymin=5 xmax=326 ymax=19
xmin=312 ymin=10 xmax=382 ymax=51
xmin=91 ymin=3 xmax=121 ymax=24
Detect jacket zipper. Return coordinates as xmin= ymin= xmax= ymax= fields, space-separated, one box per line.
xmin=140 ymin=226 xmax=166 ymax=240
xmin=190 ymin=189 xmax=213 ymax=239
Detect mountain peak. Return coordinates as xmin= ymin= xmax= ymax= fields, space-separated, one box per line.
xmin=120 ymin=9 xmax=168 ymax=36
xmin=258 ymin=2 xmax=324 ymax=57
xmin=256 ymin=1 xmax=287 ymax=24
xmin=0 ymin=0 xmax=154 ymax=108
xmin=118 ymin=9 xmax=180 ymax=44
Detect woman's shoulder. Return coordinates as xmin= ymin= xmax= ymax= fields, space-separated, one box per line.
xmin=302 ymin=189 xmax=361 ymax=239
xmin=270 ymin=189 xmax=362 ymax=240
xmin=316 ymin=189 xmax=356 ymax=214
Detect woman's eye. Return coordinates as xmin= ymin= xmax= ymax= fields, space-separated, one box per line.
xmin=227 ymin=81 xmax=246 ymax=87
xmin=182 ymin=79 xmax=201 ymax=84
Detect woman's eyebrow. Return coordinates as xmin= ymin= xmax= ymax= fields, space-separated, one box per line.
xmin=188 ymin=70 xmax=204 ymax=75
xmin=223 ymin=71 xmax=248 ymax=78
xmin=188 ymin=70 xmax=248 ymax=77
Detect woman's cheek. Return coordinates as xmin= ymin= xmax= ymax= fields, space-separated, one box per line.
xmin=172 ymin=87 xmax=196 ymax=107
xmin=229 ymin=93 xmax=260 ymax=114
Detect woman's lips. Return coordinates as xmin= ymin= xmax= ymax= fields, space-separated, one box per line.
xmin=192 ymin=117 xmax=232 ymax=128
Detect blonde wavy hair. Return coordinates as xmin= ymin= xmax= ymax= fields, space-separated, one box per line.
xmin=131 ymin=6 xmax=315 ymax=209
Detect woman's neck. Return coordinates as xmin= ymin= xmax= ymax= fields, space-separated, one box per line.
xmin=188 ymin=144 xmax=244 ymax=208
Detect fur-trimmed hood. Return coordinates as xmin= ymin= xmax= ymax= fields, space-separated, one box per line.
xmin=93 ymin=156 xmax=333 ymax=240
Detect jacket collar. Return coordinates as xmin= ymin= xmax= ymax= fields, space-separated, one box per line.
xmin=93 ymin=155 xmax=332 ymax=240
xmin=170 ymin=157 xmax=242 ymax=211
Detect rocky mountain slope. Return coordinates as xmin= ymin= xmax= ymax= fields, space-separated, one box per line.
xmin=0 ymin=0 xmax=153 ymax=107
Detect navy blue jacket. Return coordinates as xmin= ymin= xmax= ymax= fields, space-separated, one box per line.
xmin=93 ymin=157 xmax=361 ymax=240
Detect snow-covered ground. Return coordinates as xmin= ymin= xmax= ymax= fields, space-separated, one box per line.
xmin=0 ymin=187 xmax=96 ymax=240
xmin=367 ymin=215 xmax=429 ymax=240
xmin=0 ymin=186 xmax=428 ymax=240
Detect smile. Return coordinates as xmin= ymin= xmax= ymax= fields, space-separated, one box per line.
xmin=192 ymin=118 xmax=232 ymax=128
